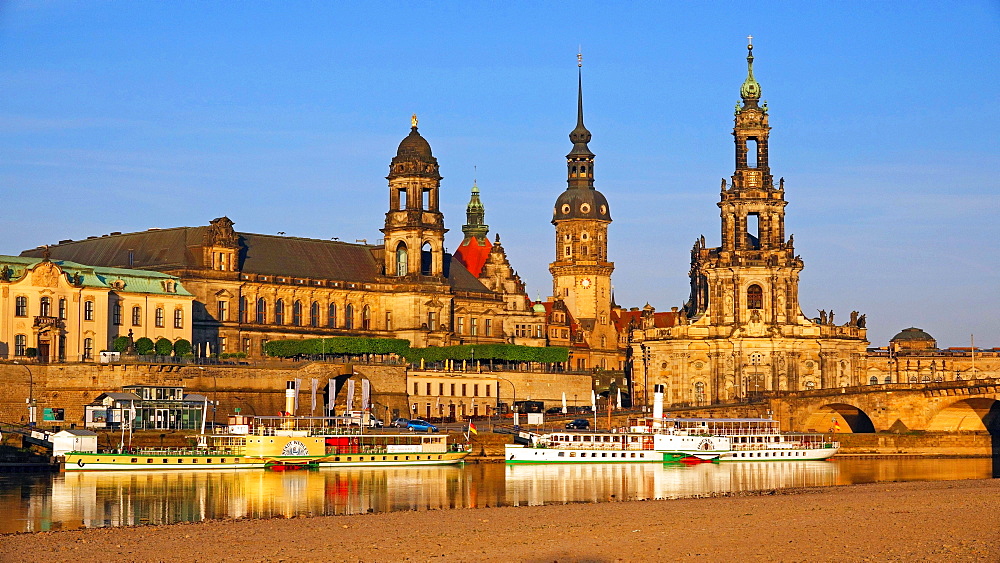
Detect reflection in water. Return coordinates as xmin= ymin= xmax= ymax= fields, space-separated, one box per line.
xmin=0 ymin=458 xmax=992 ymax=534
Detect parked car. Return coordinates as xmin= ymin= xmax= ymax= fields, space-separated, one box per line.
xmin=565 ymin=418 xmax=590 ymax=430
xmin=406 ymin=419 xmax=438 ymax=432
xmin=545 ymin=407 xmax=564 ymax=415
xmin=392 ymin=417 xmax=410 ymax=428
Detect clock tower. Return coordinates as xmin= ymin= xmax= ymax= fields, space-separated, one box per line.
xmin=549 ymin=56 xmax=617 ymax=368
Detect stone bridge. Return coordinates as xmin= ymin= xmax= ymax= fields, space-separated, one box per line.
xmin=768 ymin=379 xmax=1000 ymax=434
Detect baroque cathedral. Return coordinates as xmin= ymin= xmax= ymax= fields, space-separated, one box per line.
xmin=630 ymin=39 xmax=868 ymax=405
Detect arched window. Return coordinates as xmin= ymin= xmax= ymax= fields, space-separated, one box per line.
xmin=361 ymin=305 xmax=371 ymax=330
xmin=256 ymin=298 xmax=267 ymax=324
xmin=344 ymin=304 xmax=354 ymax=329
xmin=395 ymin=242 xmax=408 ymax=276
xmin=747 ymin=284 xmax=763 ymax=309
xmin=113 ymin=302 xmax=123 ymax=325
xmin=421 ymin=242 xmax=432 ymax=275
xmin=173 ymin=308 xmax=184 ymax=329
xmin=310 ymin=301 xmax=320 ymax=327
xmin=869 ymin=376 xmax=878 ymax=385
xmin=132 ymin=306 xmax=142 ymax=326
xmin=804 ymin=381 xmax=815 ymax=390
xmin=884 ymin=375 xmax=892 ymax=384
xmin=292 ymin=300 xmax=302 ymax=326
xmin=274 ymin=299 xmax=285 ymax=325
xmin=40 ymin=297 xmax=52 ymax=317
xmin=328 ymin=303 xmax=337 ymax=328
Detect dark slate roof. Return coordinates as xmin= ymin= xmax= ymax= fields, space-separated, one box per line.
xmin=890 ymin=327 xmax=936 ymax=341
xmin=22 ymin=227 xmax=201 ymax=270
xmin=22 ymin=226 xmax=490 ymax=292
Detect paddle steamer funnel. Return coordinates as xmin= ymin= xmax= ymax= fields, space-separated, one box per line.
xmin=285 ymin=381 xmax=296 ymax=416
xmin=652 ymin=384 xmax=665 ymax=427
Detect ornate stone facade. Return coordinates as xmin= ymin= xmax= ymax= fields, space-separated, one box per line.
xmin=631 ymin=41 xmax=869 ymax=407
xmin=0 ymin=255 xmax=193 ymax=362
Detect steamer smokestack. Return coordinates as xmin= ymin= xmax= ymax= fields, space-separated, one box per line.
xmin=285 ymin=381 xmax=296 ymax=416
xmin=652 ymin=384 xmax=665 ymax=427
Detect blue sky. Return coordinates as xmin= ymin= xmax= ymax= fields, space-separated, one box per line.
xmin=1 ymin=1 xmax=997 ymax=348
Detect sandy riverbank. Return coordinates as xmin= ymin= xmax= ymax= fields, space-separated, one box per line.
xmin=2 ymin=479 xmax=998 ymax=562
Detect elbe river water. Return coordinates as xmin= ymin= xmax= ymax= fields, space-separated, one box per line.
xmin=0 ymin=458 xmax=993 ymax=534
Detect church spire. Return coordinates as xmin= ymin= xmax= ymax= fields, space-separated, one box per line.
xmin=461 ymin=180 xmax=489 ymax=241
xmin=567 ymin=51 xmax=595 ymax=189
xmin=740 ymin=35 xmax=761 ymax=108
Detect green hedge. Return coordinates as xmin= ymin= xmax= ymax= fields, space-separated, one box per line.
xmin=264 ymin=337 xmax=411 ymax=358
xmin=262 ymin=338 xmax=568 ymax=364
xmin=112 ymin=336 xmax=130 ymax=353
xmin=173 ymin=339 xmax=192 ymax=356
xmin=405 ymin=343 xmax=568 ymax=364
xmin=154 ymin=337 xmax=173 ymax=356
xmin=135 ymin=337 xmax=154 ymax=355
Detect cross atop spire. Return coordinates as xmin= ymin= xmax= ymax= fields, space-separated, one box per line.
xmin=747 ymin=34 xmax=753 ymax=47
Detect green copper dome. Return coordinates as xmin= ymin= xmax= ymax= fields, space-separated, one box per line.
xmin=740 ymin=41 xmax=761 ymax=107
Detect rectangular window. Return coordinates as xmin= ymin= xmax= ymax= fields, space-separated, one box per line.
xmin=385 ymin=311 xmax=392 ymax=330
xmin=174 ymin=309 xmax=183 ymax=329
xmin=438 ymin=383 xmax=444 ymax=395
xmin=535 ymin=325 xmax=543 ymax=338
xmin=242 ymin=338 xmax=251 ymax=353
xmin=450 ymin=383 xmax=455 ymax=396
xmin=132 ymin=306 xmax=142 ymax=326
xmin=261 ymin=338 xmax=269 ymax=353
xmin=155 ymin=307 xmax=164 ymax=328
xmin=461 ymin=384 xmax=467 ymax=397
xmin=83 ymin=338 xmax=94 ymax=360
xmin=113 ymin=303 xmax=122 ymax=326
xmin=457 ymin=317 xmax=465 ymax=335
xmin=427 ymin=311 xmax=437 ymax=331
xmin=470 ymin=318 xmax=478 ymax=336
xmin=426 ymin=382 xmax=432 ymax=395
xmin=84 ymin=300 xmax=94 ymax=321
xmin=413 ymin=382 xmax=419 ymax=395
xmin=218 ymin=337 xmax=226 ymax=353
xmin=486 ymin=385 xmax=491 ymax=397
xmin=484 ymin=318 xmax=492 ymax=337
xmin=58 ymin=298 xmax=67 ymax=320
xmin=473 ymin=384 xmax=479 ymax=397
xmin=14 ymin=296 xmax=27 ymax=317
xmin=14 ymin=334 xmax=27 ymax=356
xmin=217 ymin=301 xmax=228 ymax=322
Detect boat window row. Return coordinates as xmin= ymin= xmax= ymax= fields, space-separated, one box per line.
xmin=732 ymin=450 xmax=814 ymax=458
xmin=555 ymin=451 xmax=647 ymax=459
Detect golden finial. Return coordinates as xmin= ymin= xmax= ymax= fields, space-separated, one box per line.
xmin=411 ymin=113 xmax=418 ymax=128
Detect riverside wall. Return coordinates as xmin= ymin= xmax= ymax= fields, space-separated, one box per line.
xmin=0 ymin=361 xmax=409 ymax=425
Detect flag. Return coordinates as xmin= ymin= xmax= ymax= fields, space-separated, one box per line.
xmin=327 ymin=378 xmax=336 ymax=415
xmin=361 ymin=377 xmax=371 ymax=410
xmin=469 ymin=420 xmax=478 ymax=435
xmin=346 ymin=379 xmax=355 ymax=413
xmin=294 ymin=378 xmax=302 ymax=412
xmin=310 ymin=378 xmax=318 ymax=413
xmin=834 ymin=420 xmax=841 ymax=431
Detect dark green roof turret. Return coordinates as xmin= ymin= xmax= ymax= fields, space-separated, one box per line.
xmin=740 ymin=35 xmax=761 ymax=109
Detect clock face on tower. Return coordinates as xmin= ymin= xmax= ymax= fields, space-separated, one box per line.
xmin=580 ymin=278 xmax=592 ymax=288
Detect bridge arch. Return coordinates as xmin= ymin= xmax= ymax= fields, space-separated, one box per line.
xmin=926 ymin=398 xmax=1000 ymax=433
xmin=800 ymin=402 xmax=876 ymax=433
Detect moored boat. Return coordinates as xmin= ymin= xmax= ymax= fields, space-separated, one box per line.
xmin=505 ymin=385 xmax=730 ymax=464
xmin=660 ymin=417 xmax=839 ymax=461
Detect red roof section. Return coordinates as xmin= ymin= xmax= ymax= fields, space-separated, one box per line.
xmin=453 ymin=236 xmax=492 ymax=277
xmin=613 ymin=309 xmax=680 ymax=332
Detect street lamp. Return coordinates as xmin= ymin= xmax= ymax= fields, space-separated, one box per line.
xmin=14 ymin=361 xmax=35 ymax=427
xmin=496 ymin=376 xmax=516 ymax=422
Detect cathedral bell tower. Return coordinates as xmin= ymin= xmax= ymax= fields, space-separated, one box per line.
xmin=687 ymin=37 xmax=802 ymax=328
xmin=381 ymin=115 xmax=447 ymax=279
xmin=549 ymin=55 xmax=616 ymax=359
